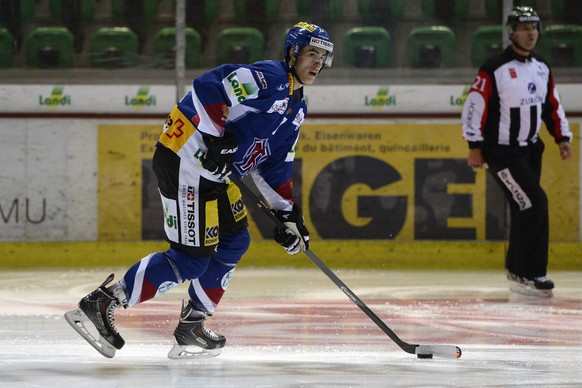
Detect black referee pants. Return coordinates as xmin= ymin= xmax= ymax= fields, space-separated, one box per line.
xmin=484 ymin=140 xmax=549 ymax=279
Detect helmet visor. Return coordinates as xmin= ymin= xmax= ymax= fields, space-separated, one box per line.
xmin=309 ymin=37 xmax=334 ymax=67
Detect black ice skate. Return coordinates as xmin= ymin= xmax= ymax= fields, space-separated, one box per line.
xmin=507 ymin=270 xmax=554 ymax=298
xmin=64 ymin=273 xmax=127 ymax=358
xmin=168 ymin=300 xmax=226 ymax=359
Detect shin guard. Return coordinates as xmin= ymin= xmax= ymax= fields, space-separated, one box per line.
xmin=188 ymin=230 xmax=250 ymax=314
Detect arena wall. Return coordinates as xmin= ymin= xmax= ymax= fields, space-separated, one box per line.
xmin=0 ymin=84 xmax=580 ymax=269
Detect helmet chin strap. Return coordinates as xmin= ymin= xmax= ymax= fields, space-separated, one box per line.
xmin=290 ymin=66 xmax=305 ymax=86
xmin=288 ymin=48 xmax=306 ymax=86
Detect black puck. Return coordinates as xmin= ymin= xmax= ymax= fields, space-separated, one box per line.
xmin=417 ymin=354 xmax=433 ymax=359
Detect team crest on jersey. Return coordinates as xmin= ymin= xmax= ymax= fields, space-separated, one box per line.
xmin=235 ymin=138 xmax=271 ymax=174
xmin=509 ymin=68 xmax=517 ymax=79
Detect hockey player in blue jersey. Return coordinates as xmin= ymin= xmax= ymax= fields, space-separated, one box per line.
xmin=64 ymin=22 xmax=334 ymax=359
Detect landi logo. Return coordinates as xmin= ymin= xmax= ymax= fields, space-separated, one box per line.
xmin=227 ymin=71 xmax=259 ymax=103
xmin=125 ymin=87 xmax=157 ymax=110
xmin=365 ymin=87 xmax=396 ymax=109
xmin=39 ymin=86 xmax=71 ymax=109
xmin=450 ymin=86 xmax=470 ymax=108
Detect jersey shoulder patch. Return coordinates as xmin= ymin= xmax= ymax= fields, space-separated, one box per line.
xmin=222 ymin=67 xmax=260 ymax=105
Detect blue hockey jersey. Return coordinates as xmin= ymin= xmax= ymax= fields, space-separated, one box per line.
xmin=159 ymin=60 xmax=306 ymax=211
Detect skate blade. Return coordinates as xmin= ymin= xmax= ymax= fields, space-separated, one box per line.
xmin=167 ymin=340 xmax=222 ymax=360
xmin=64 ymin=307 xmax=117 ymax=358
xmin=509 ymin=283 xmax=553 ymax=298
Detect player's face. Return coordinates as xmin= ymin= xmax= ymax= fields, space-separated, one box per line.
xmin=512 ymin=23 xmax=539 ymax=52
xmin=293 ymin=46 xmax=327 ymax=85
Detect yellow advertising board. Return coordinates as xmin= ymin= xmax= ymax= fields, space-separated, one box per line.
xmin=98 ymin=124 xmax=161 ymax=240
xmin=297 ymin=122 xmax=579 ymax=242
xmin=98 ymin=121 xmax=579 ymax=244
xmin=297 ymin=122 xmax=476 ymax=241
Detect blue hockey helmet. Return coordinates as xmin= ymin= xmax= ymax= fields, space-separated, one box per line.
xmin=284 ymin=22 xmax=334 ymax=67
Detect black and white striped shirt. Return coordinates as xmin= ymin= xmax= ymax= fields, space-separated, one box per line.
xmin=462 ymin=47 xmax=571 ymax=148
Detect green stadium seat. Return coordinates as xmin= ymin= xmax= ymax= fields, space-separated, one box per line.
xmin=48 ymin=0 xmax=96 ymax=52
xmin=407 ymin=26 xmax=456 ymax=68
xmin=90 ymin=27 xmax=138 ymax=68
xmin=343 ymin=27 xmax=391 ymax=68
xmin=0 ymin=27 xmax=13 ymax=68
xmin=153 ymin=27 xmax=202 ymax=69
xmin=234 ymin=0 xmax=280 ymax=28
xmin=471 ymin=25 xmax=503 ymax=67
xmin=485 ymin=0 xmax=536 ymax=22
xmin=421 ymin=0 xmax=469 ymax=22
xmin=550 ymin=0 xmax=582 ymax=25
xmin=216 ymin=27 xmax=264 ymax=65
xmin=297 ymin=0 xmax=344 ymax=24
xmin=26 ymin=27 xmax=74 ymax=69
xmin=538 ymin=25 xmax=582 ymax=67
xmin=0 ymin=0 xmax=36 ymax=50
xmin=357 ymin=0 xmax=404 ymax=25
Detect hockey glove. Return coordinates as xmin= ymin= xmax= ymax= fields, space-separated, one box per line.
xmin=273 ymin=204 xmax=310 ymax=255
xmin=201 ymin=133 xmax=238 ymax=180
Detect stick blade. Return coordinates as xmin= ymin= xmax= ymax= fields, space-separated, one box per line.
xmin=415 ymin=345 xmax=462 ymax=359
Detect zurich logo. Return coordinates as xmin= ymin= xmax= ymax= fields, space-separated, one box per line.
xmin=528 ymin=82 xmax=536 ymax=94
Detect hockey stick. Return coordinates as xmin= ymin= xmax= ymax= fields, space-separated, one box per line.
xmin=228 ymin=174 xmax=462 ymax=359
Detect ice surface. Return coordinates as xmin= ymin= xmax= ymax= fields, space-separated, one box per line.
xmin=0 ymin=268 xmax=580 ymax=387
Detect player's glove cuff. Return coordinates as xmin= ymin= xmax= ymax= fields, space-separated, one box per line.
xmin=273 ymin=204 xmax=310 ymax=255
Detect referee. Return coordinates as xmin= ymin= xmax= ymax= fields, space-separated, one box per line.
xmin=461 ymin=6 xmax=573 ymax=297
